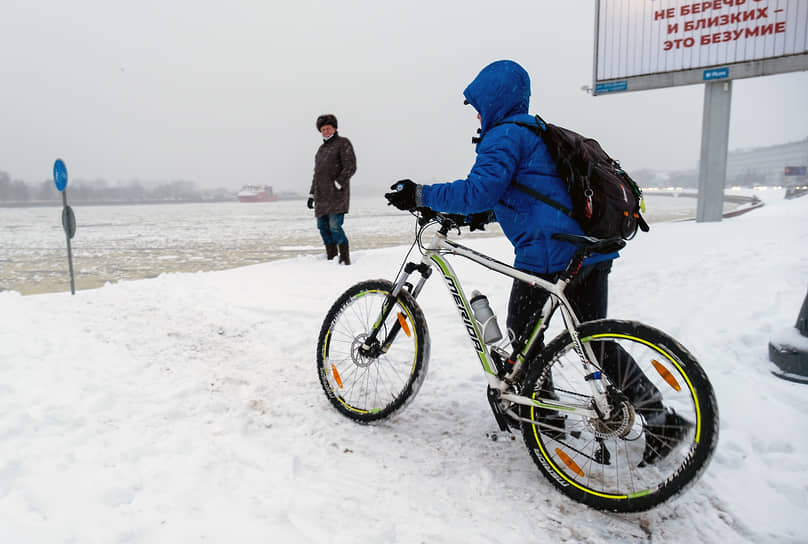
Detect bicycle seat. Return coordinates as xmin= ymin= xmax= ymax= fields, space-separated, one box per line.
xmin=551 ymin=233 xmax=626 ymax=255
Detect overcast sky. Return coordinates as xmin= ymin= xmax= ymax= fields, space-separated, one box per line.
xmin=1 ymin=0 xmax=806 ymax=193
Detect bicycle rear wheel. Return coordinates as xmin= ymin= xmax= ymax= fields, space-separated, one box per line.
xmin=317 ymin=280 xmax=430 ymax=423
xmin=520 ymin=319 xmax=718 ymax=512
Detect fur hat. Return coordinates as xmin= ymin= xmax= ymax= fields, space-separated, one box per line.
xmin=316 ymin=114 xmax=338 ymax=131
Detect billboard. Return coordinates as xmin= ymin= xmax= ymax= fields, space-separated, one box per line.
xmin=593 ymin=0 xmax=808 ymax=94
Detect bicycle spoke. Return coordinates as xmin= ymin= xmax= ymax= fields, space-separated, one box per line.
xmin=318 ymin=281 xmax=428 ymax=422
xmin=521 ymin=320 xmax=717 ymax=511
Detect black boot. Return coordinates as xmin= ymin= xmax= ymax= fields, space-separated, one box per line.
xmin=325 ymin=245 xmax=338 ymax=260
xmin=640 ymin=409 xmax=693 ymax=466
xmin=338 ymin=243 xmax=350 ymax=265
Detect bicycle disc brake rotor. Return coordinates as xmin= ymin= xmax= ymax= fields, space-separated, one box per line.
xmin=587 ymin=396 xmax=636 ymax=440
xmin=350 ymin=333 xmax=377 ymax=368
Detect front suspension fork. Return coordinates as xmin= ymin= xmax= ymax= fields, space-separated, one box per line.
xmin=359 ymin=262 xmax=432 ymax=356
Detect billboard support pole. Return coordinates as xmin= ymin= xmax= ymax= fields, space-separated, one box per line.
xmin=696 ymin=80 xmax=732 ymax=223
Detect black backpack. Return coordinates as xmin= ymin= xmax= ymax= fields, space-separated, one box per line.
xmin=488 ymin=115 xmax=650 ymax=240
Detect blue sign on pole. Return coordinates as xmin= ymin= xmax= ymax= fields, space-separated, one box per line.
xmin=594 ymin=80 xmax=628 ymax=94
xmin=54 ymin=159 xmax=68 ymax=192
xmin=703 ymin=68 xmax=729 ymax=81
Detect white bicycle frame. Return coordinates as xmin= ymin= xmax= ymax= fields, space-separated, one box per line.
xmin=387 ymin=221 xmax=612 ymax=420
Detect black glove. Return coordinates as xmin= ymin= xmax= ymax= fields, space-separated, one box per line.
xmin=307 ymin=197 xmax=314 ymax=209
xmin=445 ymin=213 xmax=467 ymax=226
xmin=385 ymin=179 xmax=418 ymax=211
xmin=468 ymin=210 xmax=494 ymax=231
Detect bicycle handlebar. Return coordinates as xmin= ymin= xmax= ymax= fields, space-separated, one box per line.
xmin=411 ymin=207 xmax=467 ymax=230
xmin=410 ymin=206 xmax=625 ymax=259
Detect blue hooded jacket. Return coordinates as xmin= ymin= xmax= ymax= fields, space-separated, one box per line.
xmin=420 ymin=60 xmax=615 ymax=274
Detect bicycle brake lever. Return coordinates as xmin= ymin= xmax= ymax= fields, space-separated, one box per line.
xmin=415 ymin=207 xmax=437 ymax=226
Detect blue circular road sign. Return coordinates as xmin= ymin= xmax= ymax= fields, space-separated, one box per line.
xmin=53 ymin=159 xmax=68 ymax=192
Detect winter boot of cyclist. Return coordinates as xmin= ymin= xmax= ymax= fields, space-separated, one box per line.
xmin=325 ymin=244 xmax=338 ymax=260
xmin=597 ymin=340 xmax=692 ymax=463
xmin=619 ymin=378 xmax=693 ymax=466
xmin=338 ymin=243 xmax=350 ymax=265
xmin=640 ymin=409 xmax=693 ymax=466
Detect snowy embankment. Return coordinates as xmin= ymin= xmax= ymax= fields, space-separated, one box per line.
xmin=1 ymin=192 xmax=806 ymax=543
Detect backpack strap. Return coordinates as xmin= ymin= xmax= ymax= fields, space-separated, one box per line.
xmin=510 ymin=180 xmax=573 ymax=217
xmin=482 ymin=115 xmax=574 ymax=218
xmin=474 ymin=115 xmax=545 ymax=144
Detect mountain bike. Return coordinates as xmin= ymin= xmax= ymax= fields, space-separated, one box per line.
xmin=316 ymin=209 xmax=718 ymax=512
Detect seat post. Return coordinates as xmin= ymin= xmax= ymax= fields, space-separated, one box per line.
xmin=561 ymin=251 xmax=587 ymax=281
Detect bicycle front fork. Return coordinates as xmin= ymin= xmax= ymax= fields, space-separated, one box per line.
xmin=359 ymin=261 xmax=432 ymax=357
xmin=566 ymin=321 xmax=613 ymax=419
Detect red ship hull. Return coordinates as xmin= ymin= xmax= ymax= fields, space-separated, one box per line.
xmin=237 ymin=185 xmax=279 ymax=202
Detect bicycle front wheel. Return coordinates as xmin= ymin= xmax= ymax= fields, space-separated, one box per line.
xmin=317 ymin=279 xmax=430 ymax=423
xmin=520 ymin=319 xmax=719 ymax=512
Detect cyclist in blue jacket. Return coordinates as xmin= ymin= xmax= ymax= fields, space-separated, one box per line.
xmin=386 ymin=59 xmax=617 ymax=345
xmin=386 ymin=59 xmax=688 ymax=464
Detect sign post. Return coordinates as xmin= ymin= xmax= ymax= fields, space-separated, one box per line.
xmin=696 ymin=80 xmax=732 ymax=222
xmin=53 ymin=159 xmax=76 ymax=295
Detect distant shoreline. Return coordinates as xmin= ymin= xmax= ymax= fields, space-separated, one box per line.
xmin=0 ymin=196 xmax=305 ymax=208
xmin=0 ymin=190 xmax=761 ymax=209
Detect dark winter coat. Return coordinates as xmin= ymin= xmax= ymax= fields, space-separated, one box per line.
xmin=309 ymin=133 xmax=356 ymax=217
xmin=420 ymin=60 xmax=615 ymax=274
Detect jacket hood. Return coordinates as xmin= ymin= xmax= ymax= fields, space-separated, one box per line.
xmin=463 ymin=60 xmax=530 ymax=134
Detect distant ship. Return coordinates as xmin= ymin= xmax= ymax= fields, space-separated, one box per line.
xmin=237 ymin=185 xmax=279 ymax=202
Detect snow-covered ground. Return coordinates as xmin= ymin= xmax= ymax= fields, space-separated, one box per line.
xmin=1 ymin=191 xmax=806 ymax=543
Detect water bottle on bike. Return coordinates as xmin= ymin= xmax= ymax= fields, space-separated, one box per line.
xmin=469 ymin=290 xmax=503 ymax=345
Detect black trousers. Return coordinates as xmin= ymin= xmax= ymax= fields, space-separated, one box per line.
xmin=506 ymin=260 xmax=612 ymax=345
xmin=506 ymin=260 xmax=662 ymax=415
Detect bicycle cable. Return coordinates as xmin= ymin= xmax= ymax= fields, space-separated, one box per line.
xmin=413 ymin=210 xmax=462 ymax=256
xmin=389 ymin=215 xmax=422 ymax=284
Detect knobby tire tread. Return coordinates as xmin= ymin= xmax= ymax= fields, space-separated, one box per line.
xmin=520 ymin=319 xmax=719 ymax=512
xmin=317 ymin=279 xmax=430 ymax=423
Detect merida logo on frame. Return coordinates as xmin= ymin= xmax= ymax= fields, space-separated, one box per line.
xmin=444 ymin=274 xmax=484 ymax=353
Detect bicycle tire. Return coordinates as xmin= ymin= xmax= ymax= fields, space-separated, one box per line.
xmin=520 ymin=319 xmax=719 ymax=512
xmin=317 ymin=279 xmax=430 ymax=423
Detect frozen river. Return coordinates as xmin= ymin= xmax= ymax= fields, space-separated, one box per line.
xmin=0 ymin=192 xmax=738 ymax=295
